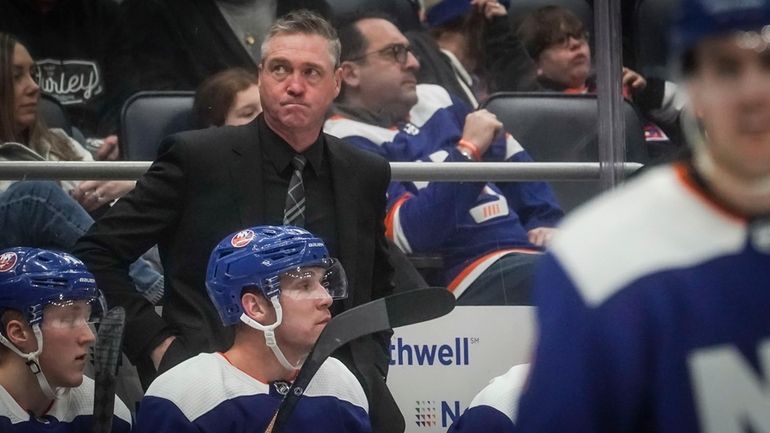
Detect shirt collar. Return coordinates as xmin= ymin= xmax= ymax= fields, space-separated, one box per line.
xmin=259 ymin=114 xmax=325 ymax=175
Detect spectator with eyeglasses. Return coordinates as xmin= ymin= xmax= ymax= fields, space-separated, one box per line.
xmin=326 ymin=13 xmax=564 ymax=306
xmin=518 ymin=6 xmax=686 ymax=155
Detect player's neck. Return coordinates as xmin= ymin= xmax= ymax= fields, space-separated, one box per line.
xmin=694 ymin=148 xmax=770 ymax=216
xmin=225 ymin=332 xmax=300 ymax=383
xmin=0 ymin=359 xmax=52 ymax=416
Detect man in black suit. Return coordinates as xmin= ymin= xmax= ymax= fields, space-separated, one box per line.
xmin=74 ymin=10 xmax=404 ymax=433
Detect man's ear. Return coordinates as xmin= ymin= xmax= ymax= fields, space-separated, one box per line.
xmin=241 ymin=291 xmax=273 ymax=323
xmin=339 ymin=61 xmax=361 ymax=89
xmin=4 ymin=316 xmax=36 ymax=352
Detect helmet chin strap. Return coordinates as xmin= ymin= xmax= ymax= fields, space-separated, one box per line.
xmin=0 ymin=324 xmax=65 ymax=400
xmin=239 ymin=296 xmax=304 ymax=372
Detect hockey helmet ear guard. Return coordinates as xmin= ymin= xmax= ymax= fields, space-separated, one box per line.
xmin=206 ymin=225 xmax=344 ymax=326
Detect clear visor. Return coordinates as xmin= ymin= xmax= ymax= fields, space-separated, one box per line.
xmin=40 ymin=297 xmax=104 ymax=330
xmin=278 ymin=258 xmax=348 ymax=301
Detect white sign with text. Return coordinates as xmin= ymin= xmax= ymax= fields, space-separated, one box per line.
xmin=387 ymin=306 xmax=536 ymax=433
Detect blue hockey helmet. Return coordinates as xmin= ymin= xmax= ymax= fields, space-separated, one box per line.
xmin=673 ymin=0 xmax=770 ymax=57
xmin=0 ymin=247 xmax=104 ymax=326
xmin=206 ymin=226 xmax=348 ymax=326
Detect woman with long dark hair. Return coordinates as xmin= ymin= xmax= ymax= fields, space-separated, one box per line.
xmin=0 ymin=32 xmax=163 ymax=303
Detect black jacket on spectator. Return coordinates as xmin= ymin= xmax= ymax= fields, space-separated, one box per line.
xmin=110 ymin=0 xmax=330 ymax=102
xmin=408 ymin=15 xmax=539 ymax=108
xmin=0 ymin=0 xmax=121 ymax=136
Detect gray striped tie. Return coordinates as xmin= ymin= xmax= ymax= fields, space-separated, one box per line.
xmin=283 ymin=155 xmax=307 ymax=227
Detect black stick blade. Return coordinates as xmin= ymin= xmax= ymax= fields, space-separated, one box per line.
xmin=91 ymin=307 xmax=126 ymax=433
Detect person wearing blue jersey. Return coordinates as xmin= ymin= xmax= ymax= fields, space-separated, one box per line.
xmin=326 ymin=14 xmax=563 ymax=305
xmin=0 ymin=247 xmax=132 ymax=432
xmin=514 ymin=0 xmax=770 ymax=432
xmin=134 ymin=226 xmax=370 ymax=433
xmin=447 ymin=363 xmax=529 ymax=433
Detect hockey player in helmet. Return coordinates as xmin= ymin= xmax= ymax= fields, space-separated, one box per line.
xmin=507 ymin=0 xmax=770 ymax=432
xmin=0 ymin=247 xmax=132 ymax=432
xmin=134 ymin=226 xmax=371 ymax=433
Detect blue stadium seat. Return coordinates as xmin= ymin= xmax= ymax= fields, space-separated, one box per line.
xmin=119 ymin=91 xmax=195 ymax=161
xmin=482 ymin=92 xmax=647 ymax=211
xmin=39 ymin=94 xmax=72 ymax=135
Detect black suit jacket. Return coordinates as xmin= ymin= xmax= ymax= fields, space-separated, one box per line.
xmin=74 ymin=120 xmax=394 ymax=371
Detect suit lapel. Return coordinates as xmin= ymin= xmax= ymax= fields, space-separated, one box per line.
xmin=229 ymin=123 xmax=265 ymax=225
xmin=328 ymin=140 xmax=360 ymax=309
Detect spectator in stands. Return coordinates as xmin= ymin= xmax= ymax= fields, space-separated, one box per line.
xmin=0 ymin=247 xmax=132 ymax=432
xmin=514 ymin=0 xmax=770 ymax=430
xmin=74 ymin=11 xmax=404 ymax=433
xmin=420 ymin=0 xmax=539 ymax=105
xmin=0 ymin=0 xmax=123 ymax=159
xmin=193 ymin=68 xmax=261 ymax=128
xmin=136 ymin=226 xmax=370 ymax=433
xmin=327 ymin=14 xmax=563 ymax=305
xmin=518 ymin=6 xmax=686 ymax=152
xmin=109 ymin=0 xmax=330 ymax=112
xmin=0 ymin=33 xmax=164 ymax=304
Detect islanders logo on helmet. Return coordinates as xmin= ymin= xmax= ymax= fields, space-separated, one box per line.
xmin=231 ymin=229 xmax=256 ymax=248
xmin=0 ymin=252 xmax=17 ymax=272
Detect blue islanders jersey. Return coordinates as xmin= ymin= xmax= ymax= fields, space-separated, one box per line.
xmin=135 ymin=352 xmax=370 ymax=433
xmin=515 ymin=163 xmax=770 ymax=433
xmin=448 ymin=364 xmax=529 ymax=433
xmin=325 ymin=84 xmax=563 ymax=296
xmin=0 ymin=376 xmax=132 ymax=432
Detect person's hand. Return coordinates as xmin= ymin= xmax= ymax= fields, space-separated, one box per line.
xmin=71 ymin=180 xmax=136 ymax=211
xmin=472 ymin=0 xmax=508 ymax=19
xmin=461 ymin=109 xmax=504 ymax=157
xmin=151 ymin=336 xmax=176 ymax=370
xmin=622 ymin=67 xmax=647 ymax=92
xmin=95 ymin=135 xmax=120 ymax=161
xmin=528 ymin=227 xmax=558 ymax=247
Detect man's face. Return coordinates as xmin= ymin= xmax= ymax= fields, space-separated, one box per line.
xmin=38 ymin=301 xmax=96 ymax=388
xmin=273 ymin=267 xmax=333 ymax=355
xmin=690 ymin=36 xmax=770 ymax=181
xmin=347 ymin=18 xmax=420 ymax=119
xmin=536 ymin=35 xmax=591 ymax=89
xmin=259 ymin=33 xmax=341 ymax=135
xmin=12 ymin=43 xmax=40 ymax=133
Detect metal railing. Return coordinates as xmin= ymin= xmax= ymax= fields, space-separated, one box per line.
xmin=0 ymin=161 xmax=643 ymax=182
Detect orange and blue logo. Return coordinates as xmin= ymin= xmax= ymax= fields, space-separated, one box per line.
xmin=231 ymin=229 xmax=256 ymax=248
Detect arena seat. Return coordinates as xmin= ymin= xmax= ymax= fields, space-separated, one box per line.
xmin=327 ymin=0 xmax=422 ymax=31
xmin=482 ymin=92 xmax=647 ymax=212
xmin=634 ymin=0 xmax=680 ymax=80
xmin=39 ymin=94 xmax=71 ymax=133
xmin=119 ymin=91 xmax=195 ymax=161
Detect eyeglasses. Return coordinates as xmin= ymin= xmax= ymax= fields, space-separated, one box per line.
xmin=348 ymin=44 xmax=414 ymax=65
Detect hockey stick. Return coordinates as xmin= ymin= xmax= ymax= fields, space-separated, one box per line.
xmin=91 ymin=307 xmax=126 ymax=433
xmin=266 ymin=287 xmax=456 ymax=433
